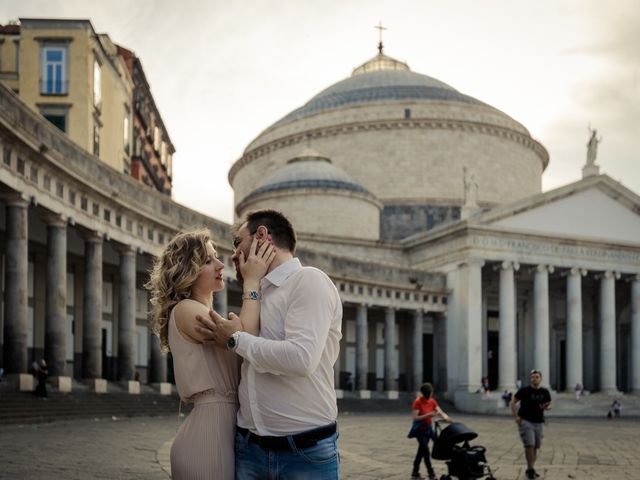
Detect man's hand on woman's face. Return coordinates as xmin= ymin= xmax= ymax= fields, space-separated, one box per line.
xmin=195 ymin=310 xmax=242 ymax=348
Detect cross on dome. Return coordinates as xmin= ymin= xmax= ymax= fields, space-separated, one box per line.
xmin=374 ymin=21 xmax=387 ymax=54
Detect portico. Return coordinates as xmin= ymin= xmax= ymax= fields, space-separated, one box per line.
xmin=405 ymin=175 xmax=640 ymax=407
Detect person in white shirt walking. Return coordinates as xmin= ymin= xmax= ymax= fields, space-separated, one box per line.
xmin=196 ymin=209 xmax=343 ymax=479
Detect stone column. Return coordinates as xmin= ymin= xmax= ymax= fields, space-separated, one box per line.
xmin=481 ymin=293 xmax=488 ymax=378
xmin=356 ymin=303 xmax=369 ymax=393
xmin=447 ymin=259 xmax=484 ymax=396
xmin=149 ymin=332 xmax=167 ymax=383
xmin=533 ymin=265 xmax=552 ymax=386
xmin=498 ymin=261 xmax=519 ymax=392
xmin=599 ymin=271 xmax=620 ymax=394
xmin=213 ymin=285 xmax=228 ymax=318
xmin=2 ymin=195 xmax=29 ymax=374
xmin=412 ymin=309 xmax=424 ymax=392
xmin=82 ymin=233 xmax=103 ymax=379
xmin=631 ymin=275 xmax=640 ymax=394
xmin=566 ymin=268 xmax=585 ymax=391
xmin=117 ymin=246 xmax=136 ymax=381
xmin=383 ymin=307 xmax=397 ymax=393
xmin=44 ymin=214 xmax=67 ymax=378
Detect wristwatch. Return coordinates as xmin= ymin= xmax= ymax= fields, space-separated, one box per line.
xmin=226 ymin=331 xmax=240 ymax=351
xmin=242 ymin=290 xmax=261 ymax=301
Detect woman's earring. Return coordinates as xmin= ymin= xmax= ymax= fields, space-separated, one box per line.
xmin=185 ymin=290 xmax=191 ymax=298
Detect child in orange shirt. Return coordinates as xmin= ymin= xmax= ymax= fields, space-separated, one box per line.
xmin=410 ymin=382 xmax=451 ymax=480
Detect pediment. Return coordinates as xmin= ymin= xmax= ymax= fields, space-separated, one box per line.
xmin=486 ymin=185 xmax=640 ymax=245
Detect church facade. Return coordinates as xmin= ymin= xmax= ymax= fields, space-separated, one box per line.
xmin=0 ymin=39 xmax=638 ymax=410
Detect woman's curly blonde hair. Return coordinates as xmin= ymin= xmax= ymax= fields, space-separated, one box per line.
xmin=145 ymin=228 xmax=213 ymax=352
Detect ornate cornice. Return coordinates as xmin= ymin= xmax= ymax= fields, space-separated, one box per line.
xmin=228 ymin=118 xmax=550 ymax=185
xmin=0 ymin=82 xmax=232 ymax=254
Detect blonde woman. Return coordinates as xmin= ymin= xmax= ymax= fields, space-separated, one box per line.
xmin=146 ymin=228 xmax=274 ymax=479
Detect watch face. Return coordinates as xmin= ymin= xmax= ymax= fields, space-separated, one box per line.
xmin=249 ymin=291 xmax=259 ymax=300
xmin=226 ymin=335 xmax=236 ymax=350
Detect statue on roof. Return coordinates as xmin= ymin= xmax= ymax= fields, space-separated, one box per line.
xmin=586 ymin=127 xmax=602 ymax=166
xmin=463 ymin=166 xmax=478 ymax=207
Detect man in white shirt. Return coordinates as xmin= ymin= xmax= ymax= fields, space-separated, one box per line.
xmin=197 ymin=209 xmax=343 ymax=479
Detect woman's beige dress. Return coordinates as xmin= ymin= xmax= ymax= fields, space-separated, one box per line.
xmin=168 ymin=308 xmax=241 ymax=480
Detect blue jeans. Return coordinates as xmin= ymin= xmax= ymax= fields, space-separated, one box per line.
xmin=412 ymin=425 xmax=435 ymax=476
xmin=235 ymin=429 xmax=340 ymax=479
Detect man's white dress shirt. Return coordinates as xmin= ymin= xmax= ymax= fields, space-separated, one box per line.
xmin=235 ymin=258 xmax=342 ymax=436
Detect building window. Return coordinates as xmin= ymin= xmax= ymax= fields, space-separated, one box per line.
xmin=81 ymin=195 xmax=88 ymax=210
xmin=115 ymin=214 xmax=122 ymax=227
xmin=137 ymin=223 xmax=143 ymax=237
xmin=68 ymin=190 xmax=76 ymax=205
xmin=153 ymin=126 xmax=160 ymax=151
xmin=30 ymin=166 xmax=38 ymax=183
xmin=44 ymin=175 xmax=51 ymax=191
xmin=123 ymin=115 xmax=130 ymax=155
xmin=160 ymin=141 xmax=167 ymax=165
xmin=56 ymin=181 xmax=64 ymax=198
xmin=93 ymin=59 xmax=101 ymax=109
xmin=3 ymin=147 xmax=11 ymax=166
xmin=92 ymin=202 xmax=99 ymax=216
xmin=404 ymin=108 xmax=411 ymax=119
xmin=38 ymin=104 xmax=69 ymax=133
xmin=14 ymin=39 xmax=19 ymax=72
xmin=17 ymin=157 xmax=25 ymax=174
xmin=126 ymin=219 xmax=133 ymax=232
xmin=41 ymin=45 xmax=68 ymax=95
xmin=158 ymin=233 xmax=164 ymax=244
xmin=148 ymin=228 xmax=154 ymax=241
xmin=93 ymin=124 xmax=100 ymax=157
xmin=104 ymin=209 xmax=111 ymax=222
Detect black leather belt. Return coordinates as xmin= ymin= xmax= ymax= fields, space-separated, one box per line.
xmin=237 ymin=423 xmax=337 ymax=451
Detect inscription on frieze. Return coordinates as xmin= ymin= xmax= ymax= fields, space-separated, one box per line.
xmin=471 ymin=235 xmax=640 ymax=263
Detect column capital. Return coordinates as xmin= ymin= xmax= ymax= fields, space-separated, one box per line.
xmin=534 ymin=264 xmax=554 ymax=274
xmin=82 ymin=231 xmax=104 ymax=243
xmin=566 ymin=267 xmax=587 ymax=277
xmin=460 ymin=258 xmax=485 ymax=269
xmin=496 ymin=260 xmax=520 ymax=271
xmin=115 ymin=244 xmax=136 ymax=256
xmin=595 ymin=270 xmax=621 ymax=280
xmin=42 ymin=212 xmax=67 ymax=227
xmin=0 ymin=192 xmax=30 ymax=208
xmin=385 ymin=306 xmax=396 ymax=314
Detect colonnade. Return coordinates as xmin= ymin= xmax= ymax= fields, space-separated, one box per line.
xmin=487 ymin=261 xmax=639 ymax=393
xmin=1 ymin=198 xmax=167 ymax=385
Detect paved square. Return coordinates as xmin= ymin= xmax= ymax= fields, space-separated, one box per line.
xmin=0 ymin=413 xmax=637 ymax=479
xmin=338 ymin=413 xmax=640 ymax=479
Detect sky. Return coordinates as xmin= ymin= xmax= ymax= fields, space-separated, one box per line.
xmin=2 ymin=0 xmax=639 ymax=224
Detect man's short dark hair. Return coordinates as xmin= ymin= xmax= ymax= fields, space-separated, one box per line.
xmin=420 ymin=382 xmax=433 ymax=398
xmin=240 ymin=209 xmax=297 ymax=253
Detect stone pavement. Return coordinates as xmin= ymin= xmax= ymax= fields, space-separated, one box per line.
xmin=0 ymin=413 xmax=638 ymax=479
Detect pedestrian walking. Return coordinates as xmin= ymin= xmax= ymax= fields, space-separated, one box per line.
xmin=409 ymin=382 xmax=452 ymax=480
xmin=511 ymin=369 xmax=551 ymax=479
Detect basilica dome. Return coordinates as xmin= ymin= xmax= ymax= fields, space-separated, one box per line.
xmin=236 ymin=148 xmax=381 ymax=240
xmin=275 ymin=58 xmax=487 ymax=127
xmin=230 ymin=48 xmax=549 ymax=240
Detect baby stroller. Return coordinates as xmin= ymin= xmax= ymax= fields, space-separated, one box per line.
xmin=431 ymin=422 xmax=495 ymax=480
